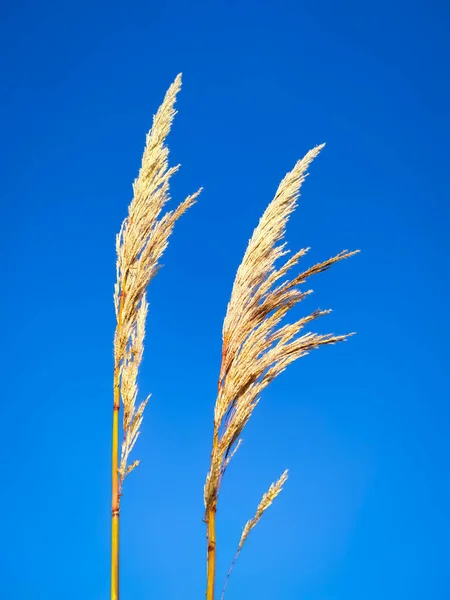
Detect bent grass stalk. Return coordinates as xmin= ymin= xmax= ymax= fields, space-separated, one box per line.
xmin=204 ymin=143 xmax=358 ymax=599
xmin=110 ymin=74 xmax=201 ymax=600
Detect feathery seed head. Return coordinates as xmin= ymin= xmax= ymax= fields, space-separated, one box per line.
xmin=205 ymin=143 xmax=358 ymax=516
xmin=114 ymin=74 xmax=201 ymax=491
xmin=238 ymin=470 xmax=289 ymax=551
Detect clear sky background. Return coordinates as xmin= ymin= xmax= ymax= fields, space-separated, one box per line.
xmin=1 ymin=1 xmax=449 ymax=599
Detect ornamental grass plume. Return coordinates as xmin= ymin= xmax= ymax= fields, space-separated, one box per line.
xmin=204 ymin=143 xmax=358 ymax=600
xmin=110 ymin=73 xmax=201 ymax=600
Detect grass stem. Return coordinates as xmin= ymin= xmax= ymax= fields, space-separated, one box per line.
xmin=111 ymin=291 xmax=125 ymax=600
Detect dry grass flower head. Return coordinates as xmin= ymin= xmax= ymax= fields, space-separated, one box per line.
xmin=204 ymin=143 xmax=358 ymax=599
xmin=110 ymin=72 xmax=202 ymax=600
xmin=113 ymin=73 xmax=201 ymax=496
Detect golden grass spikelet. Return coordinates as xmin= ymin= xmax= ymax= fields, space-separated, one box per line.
xmin=238 ymin=470 xmax=289 ymax=551
xmin=219 ymin=471 xmax=289 ymax=600
xmin=114 ymin=73 xmax=202 ymax=491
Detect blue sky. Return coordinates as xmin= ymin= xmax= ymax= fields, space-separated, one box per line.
xmin=1 ymin=1 xmax=449 ymax=598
